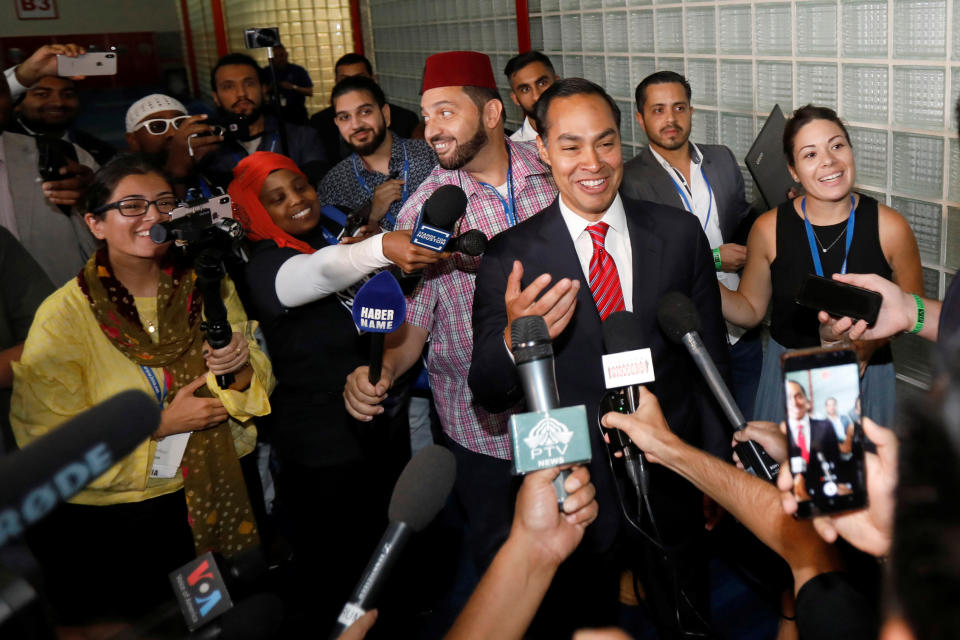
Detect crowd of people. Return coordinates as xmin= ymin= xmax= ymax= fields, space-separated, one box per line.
xmin=0 ymin=38 xmax=956 ymax=640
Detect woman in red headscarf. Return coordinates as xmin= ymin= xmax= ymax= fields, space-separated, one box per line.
xmin=228 ymin=151 xmax=441 ymax=631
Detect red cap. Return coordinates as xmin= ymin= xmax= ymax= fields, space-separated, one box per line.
xmin=421 ymin=51 xmax=497 ymax=94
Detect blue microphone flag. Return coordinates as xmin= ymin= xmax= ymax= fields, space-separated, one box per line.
xmin=352 ymin=270 xmax=406 ymax=334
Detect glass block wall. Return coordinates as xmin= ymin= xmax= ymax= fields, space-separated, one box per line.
xmin=367 ymin=0 xmax=960 ymax=390
xmin=177 ymin=0 xmax=219 ymax=98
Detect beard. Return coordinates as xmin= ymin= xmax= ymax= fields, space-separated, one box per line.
xmin=216 ymin=105 xmax=262 ymax=141
xmin=348 ymin=122 xmax=387 ymax=156
xmin=651 ymin=125 xmax=689 ymax=151
xmin=17 ymin=112 xmax=71 ymax=136
xmin=434 ymin=120 xmax=488 ymax=171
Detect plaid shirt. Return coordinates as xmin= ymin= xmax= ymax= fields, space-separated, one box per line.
xmin=318 ymin=135 xmax=437 ymax=231
xmin=396 ymin=139 xmax=557 ymax=459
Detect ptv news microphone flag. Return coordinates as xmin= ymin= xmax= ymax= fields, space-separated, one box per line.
xmin=410 ymin=184 xmax=468 ymax=251
xmin=352 ymin=270 xmax=407 ymax=385
xmin=0 ymin=390 xmax=160 ymax=547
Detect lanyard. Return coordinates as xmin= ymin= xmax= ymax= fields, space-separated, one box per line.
xmin=666 ymin=165 xmax=713 ymax=232
xmin=351 ymin=139 xmax=410 ymax=228
xmin=476 ymin=144 xmax=517 ymax=227
xmin=801 ymin=195 xmax=856 ymax=277
xmin=140 ymin=365 xmax=167 ymax=406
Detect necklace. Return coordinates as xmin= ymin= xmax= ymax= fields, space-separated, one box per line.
xmin=812 ymin=224 xmax=847 ymax=253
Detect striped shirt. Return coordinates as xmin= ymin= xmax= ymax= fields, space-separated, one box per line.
xmin=396 ymin=138 xmax=557 ymax=459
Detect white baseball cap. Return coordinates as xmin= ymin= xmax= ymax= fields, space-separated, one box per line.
xmin=125 ymin=94 xmax=188 ymax=133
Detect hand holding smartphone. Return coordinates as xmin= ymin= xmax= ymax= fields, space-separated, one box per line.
xmin=56 ymin=52 xmax=117 ymax=77
xmin=782 ymin=346 xmax=867 ymax=518
xmin=796 ymin=274 xmax=882 ymax=325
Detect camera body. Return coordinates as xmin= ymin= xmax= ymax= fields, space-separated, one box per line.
xmin=36 ymin=135 xmax=78 ymax=182
xmin=244 ymin=27 xmax=281 ymax=49
xmin=150 ymin=194 xmax=244 ymax=253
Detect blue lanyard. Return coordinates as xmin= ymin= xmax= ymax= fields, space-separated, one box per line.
xmin=801 ymin=195 xmax=857 ymax=277
xmin=477 ymin=145 xmax=517 ymax=227
xmin=140 ymin=365 xmax=167 ymax=406
xmin=231 ymin=132 xmax=279 ymax=163
xmin=665 ymin=165 xmax=713 ymax=232
xmin=351 ymin=139 xmax=410 ymax=228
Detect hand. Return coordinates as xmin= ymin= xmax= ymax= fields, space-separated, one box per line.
xmin=278 ymin=80 xmax=296 ymax=91
xmin=718 ymin=243 xmax=747 ymax=272
xmin=337 ymin=610 xmax=377 ymax=640
xmin=202 ymin=332 xmax=249 ymax=376
xmin=344 ymin=365 xmax=393 ymax=422
xmin=14 ymin=43 xmax=86 ymax=86
xmin=166 ymin=115 xmax=223 ymax=176
xmin=42 ymin=161 xmax=94 ymax=207
xmin=809 ymin=418 xmax=897 ymax=557
xmin=732 ymin=420 xmax=788 ymax=466
xmin=503 ymin=260 xmax=579 ymax=349
xmin=703 ymin=494 xmax=724 ymax=531
xmin=817 ymin=273 xmax=915 ymax=342
xmin=370 ymin=179 xmax=405 ymax=223
xmin=600 ymin=386 xmax=676 ymax=464
xmin=382 ymin=229 xmax=451 ymax=272
xmin=157 ymin=375 xmax=229 ymax=438
xmin=512 ymin=465 xmax=598 ymax=567
xmin=573 ymin=628 xmax=635 ymax=640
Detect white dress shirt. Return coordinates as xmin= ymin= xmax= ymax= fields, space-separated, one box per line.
xmin=4 ymin=66 xmax=28 ymax=99
xmin=557 ymin=192 xmax=633 ymax=312
xmin=509 ymin=116 xmax=539 ymax=142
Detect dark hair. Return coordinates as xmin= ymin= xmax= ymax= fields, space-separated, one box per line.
xmin=461 ymin=85 xmax=506 ymax=124
xmin=782 ymin=104 xmax=852 ymax=166
xmin=211 ymin=53 xmax=262 ymax=92
xmin=503 ymin=51 xmax=555 ymax=81
xmin=634 ymin=70 xmax=691 ymax=113
xmin=331 ymin=75 xmax=386 ymax=109
xmin=83 ymin=153 xmax=170 ymax=216
xmin=534 ymin=77 xmax=620 ymax=139
xmin=335 ymin=53 xmax=373 ymax=75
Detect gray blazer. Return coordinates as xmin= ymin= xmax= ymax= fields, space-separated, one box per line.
xmin=621 ymin=143 xmax=754 ymax=245
xmin=2 ymin=131 xmax=98 ymax=286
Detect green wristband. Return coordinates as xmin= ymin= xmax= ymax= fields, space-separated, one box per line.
xmin=909 ymin=294 xmax=925 ymax=334
xmin=712 ymin=247 xmax=722 ymax=271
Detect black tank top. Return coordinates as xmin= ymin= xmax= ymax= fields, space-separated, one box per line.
xmin=770 ymin=194 xmax=892 ymax=349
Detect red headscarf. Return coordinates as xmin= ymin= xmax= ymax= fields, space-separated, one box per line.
xmin=228 ymin=151 xmax=316 ymax=254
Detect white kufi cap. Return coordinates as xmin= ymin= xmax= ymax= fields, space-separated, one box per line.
xmin=125 ymin=94 xmax=188 ymax=133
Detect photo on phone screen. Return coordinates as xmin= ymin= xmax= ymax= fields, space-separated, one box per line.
xmin=782 ymin=347 xmax=867 ymax=518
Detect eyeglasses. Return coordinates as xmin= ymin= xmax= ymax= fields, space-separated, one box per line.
xmin=94 ymin=197 xmax=178 ymax=217
xmin=134 ymin=116 xmax=190 ymax=135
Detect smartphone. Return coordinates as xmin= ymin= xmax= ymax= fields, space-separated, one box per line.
xmin=36 ymin=134 xmax=78 ymax=182
xmin=781 ymin=346 xmax=867 ymax=518
xmin=796 ymin=274 xmax=882 ymax=325
xmin=56 ymin=52 xmax=117 ymax=76
xmin=244 ymin=27 xmax=281 ymax=49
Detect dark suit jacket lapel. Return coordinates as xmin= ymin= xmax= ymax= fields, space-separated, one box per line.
xmin=638 ymin=147 xmax=685 ymax=210
xmin=624 ymin=196 xmax=663 ymax=329
xmin=699 ymin=146 xmax=733 ymax=240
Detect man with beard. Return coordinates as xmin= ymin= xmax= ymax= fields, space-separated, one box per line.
xmin=198 ymin=53 xmax=328 ymax=190
xmin=342 ymin=51 xmax=556 ymax=574
xmin=260 ymin=44 xmax=313 ymax=125
xmin=504 ymin=51 xmax=557 ymax=143
xmin=621 ymin=71 xmax=762 ymax=419
xmin=123 ymin=94 xmax=224 ymax=198
xmin=318 ymin=75 xmax=436 ymax=232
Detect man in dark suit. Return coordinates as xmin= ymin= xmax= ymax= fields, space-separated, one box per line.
xmin=621 ymin=71 xmax=762 ymax=420
xmin=469 ymin=78 xmax=732 ymax=637
xmin=785 ymin=380 xmax=841 ymax=500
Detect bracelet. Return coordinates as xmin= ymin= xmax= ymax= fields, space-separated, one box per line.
xmin=712 ymin=247 xmax=722 ymax=271
xmin=909 ymin=294 xmax=925 ymax=334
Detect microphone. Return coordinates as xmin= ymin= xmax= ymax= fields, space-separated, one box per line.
xmin=509 ymin=316 xmax=592 ymax=507
xmin=446 ymin=228 xmax=487 ymax=256
xmin=410 ymin=185 xmax=468 ymax=251
xmin=656 ymin=292 xmax=779 ymax=482
xmin=0 ymin=390 xmax=161 ymax=547
xmin=351 ymin=270 xmax=407 ymax=385
xmin=601 ymin=311 xmax=657 ymax=499
xmin=330 ymin=444 xmax=456 ymax=638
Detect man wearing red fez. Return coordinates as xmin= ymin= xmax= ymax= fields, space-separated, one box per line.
xmin=342 ymin=47 xmax=559 ymax=590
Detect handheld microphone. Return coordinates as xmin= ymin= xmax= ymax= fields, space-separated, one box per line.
xmin=352 ymin=270 xmax=407 ymax=385
xmin=410 ymin=185 xmax=468 ymax=251
xmin=0 ymin=391 xmax=160 ymax=547
xmin=601 ymin=311 xmax=657 ymax=500
xmin=330 ymin=444 xmax=456 ymax=638
xmin=509 ymin=316 xmax=592 ymax=508
xmin=446 ymin=228 xmax=487 ymax=256
xmin=656 ymin=291 xmax=779 ymax=482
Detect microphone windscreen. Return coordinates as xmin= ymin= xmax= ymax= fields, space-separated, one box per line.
xmin=452 ymin=229 xmax=487 ymax=256
xmin=388 ymin=444 xmax=456 ymax=531
xmin=216 ymin=593 xmax=284 ymax=640
xmin=422 ymin=184 xmax=468 ymax=230
xmin=0 ymin=390 xmax=160 ymax=513
xmin=511 ymin=315 xmax=553 ymax=366
xmin=352 ymin=271 xmax=406 ymax=334
xmin=656 ymin=291 xmax=701 ymax=344
xmin=602 ymin=310 xmax=645 ymax=353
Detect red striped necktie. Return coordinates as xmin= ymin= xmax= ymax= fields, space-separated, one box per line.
xmin=587 ymin=221 xmax=625 ymax=321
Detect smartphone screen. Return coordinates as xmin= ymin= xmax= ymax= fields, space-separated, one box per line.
xmin=782 ymin=346 xmax=867 ymax=518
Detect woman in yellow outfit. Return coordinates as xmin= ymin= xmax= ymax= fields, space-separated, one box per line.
xmin=10 ymin=154 xmax=274 ymax=626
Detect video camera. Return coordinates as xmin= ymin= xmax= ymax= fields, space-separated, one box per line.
xmin=149 ymin=193 xmax=244 ymax=256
